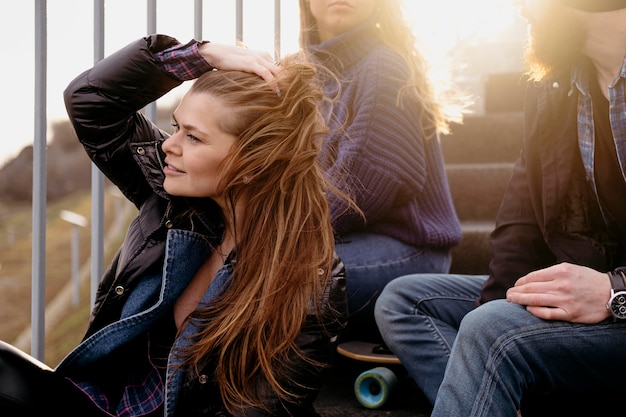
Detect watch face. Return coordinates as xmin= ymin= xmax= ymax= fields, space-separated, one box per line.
xmin=610 ymin=291 xmax=626 ymax=320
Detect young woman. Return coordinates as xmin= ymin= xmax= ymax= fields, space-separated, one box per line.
xmin=0 ymin=35 xmax=346 ymax=417
xmin=299 ymin=0 xmax=463 ymax=342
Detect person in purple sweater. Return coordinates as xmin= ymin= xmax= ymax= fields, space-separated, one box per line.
xmin=298 ymin=0 xmax=463 ymax=343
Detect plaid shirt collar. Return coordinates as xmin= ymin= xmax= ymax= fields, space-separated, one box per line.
xmin=570 ymin=54 xmax=626 ymax=208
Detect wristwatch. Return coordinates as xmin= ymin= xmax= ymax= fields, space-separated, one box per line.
xmin=606 ymin=268 xmax=626 ymax=321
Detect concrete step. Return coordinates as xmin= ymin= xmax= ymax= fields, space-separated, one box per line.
xmin=450 ymin=221 xmax=494 ymax=275
xmin=441 ymin=111 xmax=524 ymax=164
xmin=439 ymin=112 xmax=522 ymax=275
xmin=446 ymin=162 xmax=513 ymax=222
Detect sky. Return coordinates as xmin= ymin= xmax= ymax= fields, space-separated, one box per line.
xmin=0 ymin=0 xmax=524 ymax=168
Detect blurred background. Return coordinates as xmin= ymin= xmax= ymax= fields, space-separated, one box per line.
xmin=0 ymin=1 xmax=528 ymax=373
xmin=0 ymin=0 xmax=526 ymax=167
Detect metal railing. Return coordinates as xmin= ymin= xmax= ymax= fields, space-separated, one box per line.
xmin=31 ymin=0 xmax=282 ymax=361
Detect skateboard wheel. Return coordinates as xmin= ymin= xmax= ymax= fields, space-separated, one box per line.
xmin=354 ymin=366 xmax=397 ymax=409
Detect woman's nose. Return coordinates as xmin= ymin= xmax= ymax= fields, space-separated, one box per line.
xmin=162 ymin=132 xmax=180 ymax=154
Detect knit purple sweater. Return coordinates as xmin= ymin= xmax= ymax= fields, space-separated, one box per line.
xmin=309 ymin=21 xmax=462 ymax=249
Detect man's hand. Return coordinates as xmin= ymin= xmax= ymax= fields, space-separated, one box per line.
xmin=506 ymin=263 xmax=611 ymax=323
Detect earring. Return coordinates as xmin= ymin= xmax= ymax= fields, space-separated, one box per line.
xmin=242 ymin=175 xmax=251 ymax=185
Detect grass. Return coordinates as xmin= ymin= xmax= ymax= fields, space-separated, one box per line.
xmin=0 ymin=188 xmax=134 ymax=366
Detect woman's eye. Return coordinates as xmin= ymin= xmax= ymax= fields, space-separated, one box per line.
xmin=171 ymin=122 xmax=200 ymax=143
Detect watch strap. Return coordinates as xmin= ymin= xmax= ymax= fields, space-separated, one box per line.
xmin=608 ymin=269 xmax=626 ymax=291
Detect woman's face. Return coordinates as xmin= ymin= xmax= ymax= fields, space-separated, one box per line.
xmin=162 ymin=92 xmax=237 ymax=204
xmin=307 ymin=0 xmax=378 ymax=42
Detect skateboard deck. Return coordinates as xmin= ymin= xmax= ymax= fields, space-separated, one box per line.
xmin=336 ymin=341 xmax=402 ymax=409
xmin=337 ymin=340 xmax=401 ymax=364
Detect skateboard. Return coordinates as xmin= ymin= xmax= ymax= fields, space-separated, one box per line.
xmin=336 ymin=340 xmax=402 ymax=409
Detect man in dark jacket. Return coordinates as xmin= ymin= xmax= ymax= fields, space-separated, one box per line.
xmin=374 ymin=0 xmax=626 ymax=415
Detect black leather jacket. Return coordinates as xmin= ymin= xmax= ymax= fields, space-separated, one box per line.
xmin=481 ymin=69 xmax=624 ymax=303
xmin=63 ymin=34 xmax=347 ymax=416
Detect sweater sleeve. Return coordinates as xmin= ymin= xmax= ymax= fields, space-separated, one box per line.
xmin=325 ymin=49 xmax=428 ymax=234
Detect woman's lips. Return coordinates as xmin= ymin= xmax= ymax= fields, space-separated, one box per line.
xmin=330 ymin=1 xmax=352 ymax=9
xmin=163 ymin=161 xmax=184 ymax=174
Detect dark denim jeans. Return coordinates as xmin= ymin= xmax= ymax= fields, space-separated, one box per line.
xmin=374 ymin=273 xmax=485 ymax=403
xmin=375 ymin=273 xmax=626 ymax=416
xmin=335 ymin=232 xmax=452 ymax=343
xmin=434 ymin=299 xmax=626 ymax=416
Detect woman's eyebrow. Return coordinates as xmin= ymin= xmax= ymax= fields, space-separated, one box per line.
xmin=171 ymin=113 xmax=209 ymax=137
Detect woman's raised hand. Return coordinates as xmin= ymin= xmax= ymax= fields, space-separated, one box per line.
xmin=198 ymin=42 xmax=280 ymax=83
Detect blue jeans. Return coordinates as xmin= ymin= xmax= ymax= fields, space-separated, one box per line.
xmin=374 ymin=273 xmax=485 ymax=403
xmin=376 ymin=274 xmax=626 ymax=416
xmin=335 ymin=233 xmax=451 ymax=343
xmin=435 ymin=299 xmax=626 ymax=416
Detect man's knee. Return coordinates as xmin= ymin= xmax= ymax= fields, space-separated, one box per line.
xmin=459 ymin=299 xmax=526 ymax=343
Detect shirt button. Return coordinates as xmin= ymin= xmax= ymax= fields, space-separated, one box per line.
xmin=198 ymin=374 xmax=208 ymax=384
xmin=136 ymin=147 xmax=145 ymax=155
xmin=114 ymin=286 xmax=125 ymax=295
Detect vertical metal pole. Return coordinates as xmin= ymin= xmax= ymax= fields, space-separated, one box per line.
xmin=91 ymin=0 xmax=105 ymax=309
xmin=194 ymin=0 xmax=202 ymax=40
xmin=274 ymin=0 xmax=281 ymax=59
xmin=147 ymin=0 xmax=157 ymax=34
xmin=146 ymin=0 xmax=157 ymax=123
xmin=71 ymin=226 xmax=80 ymax=306
xmin=32 ymin=0 xmax=47 ymax=360
xmin=236 ymin=0 xmax=243 ymax=44
xmin=61 ymin=210 xmax=87 ymax=307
